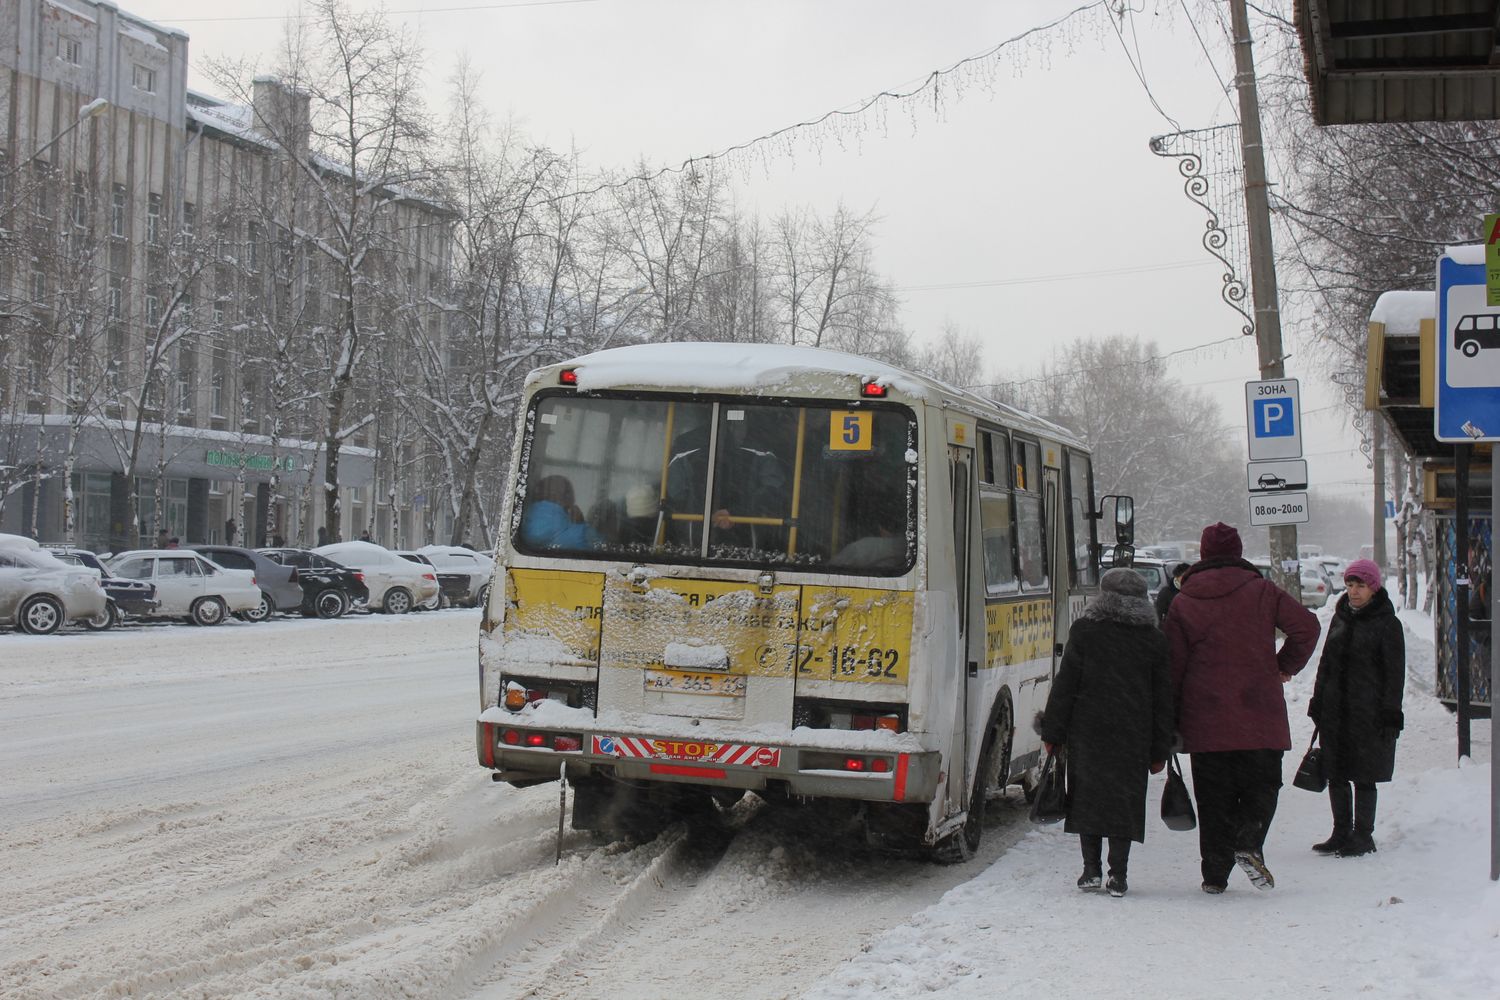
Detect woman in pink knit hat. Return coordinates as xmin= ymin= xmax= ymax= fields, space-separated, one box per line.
xmin=1305 ymin=558 xmax=1405 ymax=857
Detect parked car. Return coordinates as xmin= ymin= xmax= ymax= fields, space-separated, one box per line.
xmin=46 ymin=546 xmax=158 ymax=630
xmin=190 ymin=545 xmax=301 ymax=623
xmin=1141 ymin=540 xmax=1200 ymax=564
xmin=1125 ymin=556 xmax=1170 ymax=601
xmin=0 ymin=540 xmax=109 ymax=635
xmin=394 ymin=551 xmax=444 ymax=610
xmin=1250 ymin=558 xmax=1334 ymax=609
xmin=417 ymin=545 xmax=494 ymax=607
xmin=312 ymin=541 xmax=438 ymax=614
xmin=107 ymin=550 xmax=262 ymax=625
xmin=1314 ymin=556 xmax=1349 ymax=593
xmin=256 ymin=548 xmax=369 ymax=618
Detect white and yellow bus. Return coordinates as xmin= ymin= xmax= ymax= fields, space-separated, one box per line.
xmin=476 ymin=343 xmax=1130 ymax=860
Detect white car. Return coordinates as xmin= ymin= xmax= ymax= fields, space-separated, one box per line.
xmin=417 ymin=544 xmax=494 ymax=608
xmin=1314 ymin=557 xmax=1349 ymax=593
xmin=0 ymin=539 xmax=109 ymax=634
xmin=107 ymin=550 xmax=262 ymax=626
xmin=313 ymin=541 xmax=438 ymax=614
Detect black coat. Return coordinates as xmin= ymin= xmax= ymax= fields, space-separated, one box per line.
xmin=1040 ymin=594 xmax=1174 ymax=842
xmin=1309 ymin=588 xmax=1405 ymax=784
xmin=1153 ymin=582 xmax=1179 ymax=623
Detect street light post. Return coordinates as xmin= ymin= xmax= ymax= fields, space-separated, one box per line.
xmin=2 ymin=99 xmax=110 ymax=215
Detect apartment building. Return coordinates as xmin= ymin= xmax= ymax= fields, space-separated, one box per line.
xmin=1 ymin=0 xmax=454 ymax=551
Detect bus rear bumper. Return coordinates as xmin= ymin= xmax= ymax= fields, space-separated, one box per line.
xmin=477 ymin=721 xmax=940 ymax=803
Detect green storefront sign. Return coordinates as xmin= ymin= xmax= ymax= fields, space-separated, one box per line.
xmin=205 ymin=449 xmax=298 ymax=473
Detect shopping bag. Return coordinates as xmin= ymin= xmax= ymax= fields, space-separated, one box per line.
xmin=1029 ymin=748 xmax=1067 ymax=824
xmin=1292 ymin=729 xmax=1327 ymax=793
xmin=1160 ymin=754 xmax=1197 ymax=831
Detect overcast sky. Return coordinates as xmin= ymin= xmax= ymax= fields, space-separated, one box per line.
xmin=122 ymin=0 xmax=1381 ymax=541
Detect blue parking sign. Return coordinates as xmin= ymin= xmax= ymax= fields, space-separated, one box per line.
xmin=1245 ymin=379 xmax=1303 ymax=460
xmin=1253 ymin=398 xmax=1295 ymax=437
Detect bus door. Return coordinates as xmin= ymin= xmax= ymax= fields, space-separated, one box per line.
xmin=1042 ymin=464 xmax=1063 ymax=691
xmin=947 ymin=439 xmax=982 ymax=816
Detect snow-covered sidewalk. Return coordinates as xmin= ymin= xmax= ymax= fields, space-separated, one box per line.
xmin=805 ymin=608 xmax=1500 ymax=1000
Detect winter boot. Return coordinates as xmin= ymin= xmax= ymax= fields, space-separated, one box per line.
xmin=1312 ymin=827 xmax=1352 ymax=855
xmin=1077 ymin=864 xmax=1103 ymax=891
xmin=1336 ymin=830 xmax=1377 ymax=857
xmin=1105 ymin=874 xmax=1128 ymax=898
xmin=1234 ymin=848 xmax=1276 ymax=890
xmin=1200 ymin=882 xmax=1226 ymax=895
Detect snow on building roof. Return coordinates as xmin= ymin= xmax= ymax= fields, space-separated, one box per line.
xmin=1369 ymin=290 xmax=1434 ymax=335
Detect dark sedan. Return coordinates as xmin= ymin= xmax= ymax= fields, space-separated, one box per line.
xmin=45 ymin=546 xmax=158 ymax=630
xmin=190 ymin=545 xmax=302 ymax=623
xmin=256 ymin=548 xmax=369 ymax=618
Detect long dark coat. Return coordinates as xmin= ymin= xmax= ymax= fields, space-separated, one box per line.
xmin=1309 ymin=587 xmax=1405 ymax=783
xmin=1039 ymin=593 xmax=1174 ymax=842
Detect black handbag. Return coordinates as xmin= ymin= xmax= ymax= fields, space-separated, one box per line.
xmin=1160 ymin=754 xmax=1197 ymax=831
xmin=1293 ymin=729 xmax=1327 ymax=793
xmin=1029 ymin=748 xmax=1068 ymax=824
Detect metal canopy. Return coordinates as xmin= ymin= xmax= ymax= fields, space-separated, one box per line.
xmin=1297 ymin=1 xmax=1500 ymax=124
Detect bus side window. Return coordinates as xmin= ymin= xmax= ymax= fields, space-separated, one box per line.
xmin=1013 ymin=438 xmax=1049 ymax=591
xmin=980 ymin=491 xmax=1018 ymax=595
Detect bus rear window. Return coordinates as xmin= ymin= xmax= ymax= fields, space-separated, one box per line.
xmin=512 ymin=393 xmax=917 ymax=573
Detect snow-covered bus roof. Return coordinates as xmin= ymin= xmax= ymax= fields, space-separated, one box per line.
xmin=528 ymin=342 xmax=1085 ymax=449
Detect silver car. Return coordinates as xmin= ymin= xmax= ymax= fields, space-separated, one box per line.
xmin=107 ymin=550 xmax=263 ymax=626
xmin=0 ymin=545 xmax=109 ymax=634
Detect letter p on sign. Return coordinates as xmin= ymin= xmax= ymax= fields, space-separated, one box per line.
xmin=1254 ymin=398 xmax=1293 ymax=437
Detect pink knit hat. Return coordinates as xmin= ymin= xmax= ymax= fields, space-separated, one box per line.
xmin=1343 ymin=558 xmax=1383 ymax=590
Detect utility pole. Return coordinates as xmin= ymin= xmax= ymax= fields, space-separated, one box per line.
xmin=1230 ymin=0 xmax=1301 ymax=599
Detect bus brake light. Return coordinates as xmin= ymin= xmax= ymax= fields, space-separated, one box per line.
xmin=860 ymin=380 xmax=887 ymax=398
xmin=559 ymin=368 xmax=579 ymax=385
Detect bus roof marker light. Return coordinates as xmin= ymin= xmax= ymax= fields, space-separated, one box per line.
xmin=559 ymin=368 xmax=579 ymax=386
xmin=860 ymin=379 xmax=888 ymax=398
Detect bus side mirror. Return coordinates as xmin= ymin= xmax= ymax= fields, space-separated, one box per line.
xmin=1098 ymin=494 xmax=1135 ymax=545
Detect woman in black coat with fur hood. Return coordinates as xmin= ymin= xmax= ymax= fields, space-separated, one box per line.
xmin=1040 ymin=568 xmax=1174 ymax=897
xmin=1307 ymin=559 xmax=1405 ymax=858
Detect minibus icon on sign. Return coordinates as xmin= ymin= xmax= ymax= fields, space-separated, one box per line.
xmin=1454 ymin=314 xmax=1500 ymax=357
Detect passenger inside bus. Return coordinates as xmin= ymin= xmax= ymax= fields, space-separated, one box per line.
xmin=665 ymin=415 xmax=790 ymax=553
xmin=831 ymin=524 xmax=906 ymax=569
xmin=616 ymin=483 xmax=661 ymax=547
xmin=520 ymin=475 xmax=601 ymax=550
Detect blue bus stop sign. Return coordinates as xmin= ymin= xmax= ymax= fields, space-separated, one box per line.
xmin=1436 ymin=248 xmax=1500 ymax=442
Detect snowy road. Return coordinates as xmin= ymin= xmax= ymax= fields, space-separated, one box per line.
xmin=0 ymin=612 xmax=1033 ymax=999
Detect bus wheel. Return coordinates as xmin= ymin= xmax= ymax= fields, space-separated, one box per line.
xmin=931 ymin=730 xmax=1000 ymax=864
xmin=980 ymin=699 xmax=1015 ymax=805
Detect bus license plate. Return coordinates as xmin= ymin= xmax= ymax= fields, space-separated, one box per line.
xmin=644 ymin=669 xmax=747 ymax=697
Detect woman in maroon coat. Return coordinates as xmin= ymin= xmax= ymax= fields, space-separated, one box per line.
xmin=1163 ymin=522 xmax=1320 ymax=894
